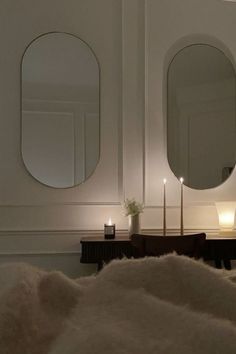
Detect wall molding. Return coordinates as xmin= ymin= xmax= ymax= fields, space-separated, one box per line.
xmin=0 ymin=202 xmax=122 ymax=208
xmin=0 ymin=201 xmax=221 ymax=208
xmin=121 ymin=0 xmax=145 ymax=202
xmin=0 ymin=227 xmax=225 ymax=256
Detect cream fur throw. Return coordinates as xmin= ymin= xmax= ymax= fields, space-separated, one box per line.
xmin=1 ymin=256 xmax=236 ymax=353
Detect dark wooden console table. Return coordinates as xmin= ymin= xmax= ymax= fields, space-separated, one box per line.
xmin=80 ymin=236 xmax=133 ymax=270
xmin=80 ymin=235 xmax=236 ymax=270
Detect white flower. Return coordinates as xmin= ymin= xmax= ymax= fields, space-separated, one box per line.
xmin=123 ymin=198 xmax=144 ymax=216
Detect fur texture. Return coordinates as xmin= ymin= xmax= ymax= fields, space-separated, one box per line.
xmin=0 ymin=263 xmax=81 ymax=354
xmin=50 ymin=256 xmax=236 ymax=354
xmin=1 ymin=257 xmax=236 ymax=353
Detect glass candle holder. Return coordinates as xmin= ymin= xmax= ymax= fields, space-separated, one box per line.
xmin=104 ymin=219 xmax=116 ymax=239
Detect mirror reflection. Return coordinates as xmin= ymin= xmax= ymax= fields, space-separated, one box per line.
xmin=21 ymin=32 xmax=100 ymax=188
xmin=167 ymin=44 xmax=236 ymax=189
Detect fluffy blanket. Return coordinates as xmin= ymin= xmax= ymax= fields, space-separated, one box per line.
xmin=1 ymin=256 xmax=236 ymax=354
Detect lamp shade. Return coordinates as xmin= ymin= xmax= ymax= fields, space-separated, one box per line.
xmin=215 ymin=202 xmax=236 ymax=234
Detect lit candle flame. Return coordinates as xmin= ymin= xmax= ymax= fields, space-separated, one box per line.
xmin=180 ymin=177 xmax=184 ymax=184
xmin=163 ymin=178 xmax=167 ymax=184
xmin=108 ymin=218 xmax=112 ymax=225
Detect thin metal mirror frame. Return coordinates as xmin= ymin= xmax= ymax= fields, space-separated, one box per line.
xmin=166 ymin=42 xmax=236 ymax=190
xmin=20 ymin=31 xmax=101 ymax=189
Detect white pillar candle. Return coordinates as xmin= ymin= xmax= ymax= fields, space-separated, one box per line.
xmin=180 ymin=177 xmax=184 ymax=236
xmin=163 ymin=178 xmax=167 ymax=236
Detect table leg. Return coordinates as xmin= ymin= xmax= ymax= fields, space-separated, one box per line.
xmin=97 ymin=261 xmax=104 ymax=271
xmin=214 ymin=259 xmax=222 ymax=269
xmin=223 ymin=259 xmax=231 ymax=270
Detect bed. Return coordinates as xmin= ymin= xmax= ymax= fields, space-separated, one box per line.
xmin=0 ymin=255 xmax=236 ymax=353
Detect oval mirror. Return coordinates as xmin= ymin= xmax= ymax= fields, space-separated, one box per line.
xmin=167 ymin=44 xmax=236 ymax=189
xmin=21 ymin=32 xmax=100 ymax=188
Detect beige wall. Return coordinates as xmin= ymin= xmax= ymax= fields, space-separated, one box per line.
xmin=144 ymin=0 xmax=236 ymax=228
xmin=0 ymin=0 xmax=122 ymax=227
xmin=0 ymin=0 xmax=236 ymax=272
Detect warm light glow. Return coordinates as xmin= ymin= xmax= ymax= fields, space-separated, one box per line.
xmin=180 ymin=177 xmax=184 ymax=184
xmin=163 ymin=178 xmax=167 ymax=184
xmin=215 ymin=202 xmax=236 ymax=233
xmin=108 ymin=218 xmax=112 ymax=226
xmin=219 ymin=213 xmax=235 ymax=229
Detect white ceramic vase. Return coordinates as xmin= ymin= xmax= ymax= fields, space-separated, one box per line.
xmin=128 ymin=214 xmax=140 ymax=237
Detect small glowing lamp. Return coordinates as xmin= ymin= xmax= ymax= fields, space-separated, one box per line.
xmin=215 ymin=202 xmax=236 ymax=235
xmin=104 ymin=218 xmax=116 ymax=239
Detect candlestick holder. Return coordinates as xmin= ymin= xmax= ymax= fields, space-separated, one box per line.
xmin=163 ymin=178 xmax=167 ymax=236
xmin=180 ymin=177 xmax=184 ymax=236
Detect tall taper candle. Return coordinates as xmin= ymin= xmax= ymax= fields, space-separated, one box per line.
xmin=180 ymin=177 xmax=184 ymax=235
xmin=163 ymin=178 xmax=167 ymax=236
